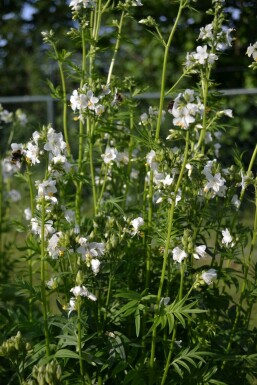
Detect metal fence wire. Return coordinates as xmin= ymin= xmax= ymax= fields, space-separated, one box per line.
xmin=1 ymin=88 xmax=257 ymax=124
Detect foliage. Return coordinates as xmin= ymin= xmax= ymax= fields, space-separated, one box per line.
xmin=1 ymin=1 xmax=257 ymax=385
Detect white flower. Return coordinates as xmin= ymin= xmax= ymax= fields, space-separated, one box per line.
xmin=68 ymin=298 xmax=77 ymax=316
xmin=32 ymin=131 xmax=41 ymax=144
xmin=50 ymin=154 xmax=71 ymax=174
xmin=69 ymin=0 xmax=81 ymax=10
xmin=85 ymin=90 xmax=99 ymax=111
xmin=15 ymin=109 xmax=27 ymax=126
xmin=172 ymin=106 xmax=196 ymax=129
xmin=191 ymin=45 xmax=218 ymax=65
xmin=25 ymin=142 xmax=40 ymax=165
xmin=186 ymin=163 xmax=193 ymax=177
xmin=201 ymin=269 xmax=217 ymax=285
xmin=246 ymin=42 xmax=257 ymax=61
xmin=204 ymin=172 xmax=226 ymax=194
xmin=146 ymin=150 xmax=158 ymax=171
xmin=70 ymin=90 xmax=84 ymax=111
xmin=161 ymin=174 xmax=174 ymax=186
xmin=8 ymin=189 xmax=21 ymax=202
xmin=46 ymin=276 xmax=58 ymax=289
xmin=132 ymin=0 xmax=143 ymax=5
xmin=91 ymin=258 xmax=101 ymax=275
xmin=77 ymin=237 xmax=105 ymax=262
xmin=130 ymin=168 xmax=139 ymax=180
xmin=24 ymin=208 xmax=32 ymax=221
xmin=36 ymin=178 xmax=57 ymax=198
xmin=172 ymin=247 xmax=188 ymax=263
xmin=116 ymin=151 xmax=129 ymax=165
xmin=44 ymin=127 xmax=66 ymax=156
xmin=64 ymin=208 xmax=76 ymax=223
xmin=231 ymin=194 xmax=240 ymax=209
xmin=193 ymin=245 xmax=208 ymax=259
xmin=101 ymin=146 xmax=118 ymax=164
xmin=221 ymin=109 xmax=233 ymax=118
xmin=11 ymin=142 xmax=23 ymax=153
xmin=131 ymin=217 xmax=144 ymax=235
xmin=222 ymin=228 xmax=234 ymax=247
xmin=198 ymin=23 xmax=213 ymax=41
xmin=69 ymin=0 xmax=96 ymax=11
xmin=70 ymin=285 xmax=97 ymax=301
xmin=1 ymin=158 xmax=20 ymax=180
xmin=239 ymin=170 xmax=248 ymax=190
xmin=193 ymin=45 xmax=209 ymax=64
xmin=47 ymin=232 xmax=65 ymax=259
xmin=140 ymin=112 xmax=148 ymax=125
xmin=31 ymin=218 xmax=55 ymax=239
xmin=95 ymin=104 xmax=105 ymax=115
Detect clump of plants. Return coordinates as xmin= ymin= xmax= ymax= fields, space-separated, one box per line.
xmin=1 ymin=1 xmax=257 ymax=384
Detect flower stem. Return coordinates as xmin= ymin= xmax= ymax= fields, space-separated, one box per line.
xmin=40 ymin=196 xmax=50 ymax=357
xmin=160 ymin=262 xmax=186 ymax=385
xmin=155 ymin=0 xmax=186 ymax=141
xmin=146 ymin=0 xmax=187 ymax=293
xmin=149 ymin=130 xmax=189 ymax=372
xmin=89 ymin=119 xmax=97 ymax=215
xmin=196 ymin=69 xmax=210 ymax=152
xmin=107 ymin=10 xmax=125 ymax=85
xmin=27 ymin=166 xmax=35 ymax=322
xmin=53 ymin=45 xmax=70 ymax=156
xmin=224 ymin=181 xmax=257 ymax=366
xmin=77 ymin=298 xmax=85 ymax=385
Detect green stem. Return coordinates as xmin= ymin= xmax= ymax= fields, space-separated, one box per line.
xmin=146 ymin=0 xmax=187 ymax=292
xmin=145 ymin=169 xmax=154 ymax=290
xmin=27 ymin=167 xmax=35 ymax=322
xmin=155 ymin=0 xmax=186 ymax=141
xmin=40 ymin=196 xmax=50 ymax=356
xmin=240 ymin=143 xmax=257 ymax=202
xmin=149 ymin=131 xmax=189 ymax=371
xmin=75 ymin=26 xmax=87 ymax=225
xmin=196 ymin=68 xmax=210 ymax=152
xmin=107 ymin=10 xmax=125 ymax=84
xmin=53 ymin=45 xmax=70 ymax=155
xmin=165 ymin=67 xmax=191 ymax=97
xmin=224 ymin=181 xmax=257 ymax=362
xmin=89 ymin=119 xmax=97 ymax=215
xmin=122 ymin=104 xmax=134 ymax=210
xmin=77 ymin=298 xmax=85 ymax=385
xmin=97 ymin=163 xmax=109 ymax=210
xmin=160 ymin=262 xmax=186 ymax=385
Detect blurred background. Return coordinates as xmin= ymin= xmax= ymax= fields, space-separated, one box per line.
xmin=1 ymin=0 xmax=257 ymax=164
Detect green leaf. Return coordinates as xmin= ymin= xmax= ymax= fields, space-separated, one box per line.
xmin=55 ymin=349 xmax=80 ymax=359
xmin=135 ymin=307 xmax=140 ymax=337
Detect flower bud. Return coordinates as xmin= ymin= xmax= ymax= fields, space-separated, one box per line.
xmin=76 ymin=270 xmax=84 ymax=286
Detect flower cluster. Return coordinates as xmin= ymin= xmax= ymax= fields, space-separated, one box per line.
xmin=202 ymin=160 xmax=227 ymax=198
xmin=0 ymin=104 xmax=13 ymax=124
xmin=0 ymin=105 xmax=27 ymax=127
xmin=70 ymin=84 xmax=110 ymax=120
xmin=69 ymin=0 xmax=96 ymax=11
xmin=101 ymin=146 xmax=129 ymax=166
xmin=221 ymin=228 xmax=235 ymax=248
xmin=198 ymin=23 xmax=233 ymax=51
xmin=139 ymin=106 xmax=166 ymax=126
xmin=246 ymin=42 xmax=257 ymax=62
xmin=172 ymin=244 xmax=208 ymax=263
xmin=168 ymin=89 xmax=204 ymax=129
xmin=185 ymin=45 xmax=218 ymax=68
xmin=77 ymin=237 xmax=105 ymax=275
